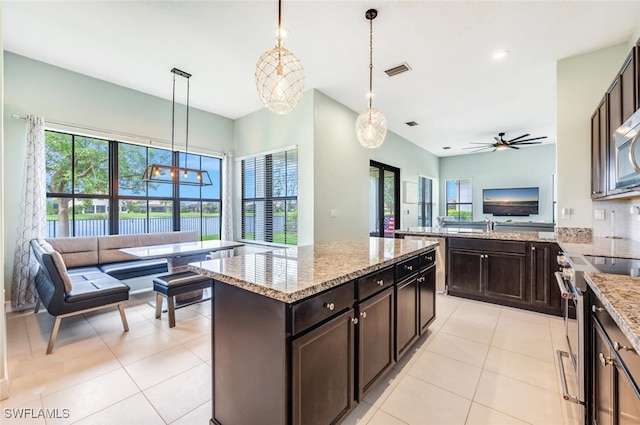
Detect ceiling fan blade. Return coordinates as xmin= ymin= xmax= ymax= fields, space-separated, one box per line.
xmin=509 ymin=146 xmax=520 ymax=149
xmin=463 ymin=145 xmax=492 ymax=151
xmin=506 ymin=133 xmax=530 ymax=143
xmin=469 ymin=142 xmax=494 ymax=145
xmin=512 ymin=141 xmax=543 ymax=146
xmin=510 ymin=136 xmax=547 ymax=144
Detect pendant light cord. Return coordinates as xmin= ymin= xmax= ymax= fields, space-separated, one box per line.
xmin=277 ymin=0 xmax=282 ymax=66
xmin=368 ymin=17 xmax=373 ymax=110
xmin=171 ymin=71 xmax=176 ymax=152
xmin=184 ymin=76 xmax=190 ymax=169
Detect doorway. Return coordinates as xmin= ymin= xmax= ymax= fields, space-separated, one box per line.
xmin=369 ymin=161 xmax=400 ymax=237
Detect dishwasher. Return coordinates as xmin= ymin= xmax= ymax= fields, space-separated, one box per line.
xmin=404 ymin=236 xmax=446 ymax=293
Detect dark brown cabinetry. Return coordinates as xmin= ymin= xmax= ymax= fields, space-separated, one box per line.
xmin=448 ymin=238 xmax=527 ymax=307
xmin=395 ymin=274 xmax=419 ymax=360
xmin=620 ymin=50 xmax=637 ymax=124
xmin=607 ymin=77 xmax=623 ymax=194
xmin=357 ymin=287 xmax=394 ymax=399
xmin=592 ymin=97 xmax=608 ymax=198
xmin=447 ymin=238 xmax=561 ymax=315
xmin=590 ymin=296 xmax=640 ymax=425
xmin=211 ymin=249 xmax=437 ymax=425
xmin=529 ymin=242 xmax=562 ymax=314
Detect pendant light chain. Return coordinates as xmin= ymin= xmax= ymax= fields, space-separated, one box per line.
xmin=277 ymin=0 xmax=282 ymax=66
xmin=184 ymin=76 xmax=190 ymax=171
xmin=368 ymin=17 xmax=373 ymax=110
xmin=171 ymin=71 xmax=176 ymax=153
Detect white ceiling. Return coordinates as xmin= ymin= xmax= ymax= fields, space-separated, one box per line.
xmin=4 ymin=1 xmax=640 ymax=157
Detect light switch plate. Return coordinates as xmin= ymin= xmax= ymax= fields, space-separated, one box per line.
xmin=330 ymin=209 xmax=338 ymax=218
xmin=594 ymin=209 xmax=605 ymax=220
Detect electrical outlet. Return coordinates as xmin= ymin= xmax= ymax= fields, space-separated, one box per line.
xmin=330 ymin=209 xmax=338 ymax=218
xmin=594 ymin=209 xmax=605 ymax=220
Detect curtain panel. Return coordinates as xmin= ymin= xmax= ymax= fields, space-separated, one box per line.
xmin=12 ymin=116 xmax=47 ymax=308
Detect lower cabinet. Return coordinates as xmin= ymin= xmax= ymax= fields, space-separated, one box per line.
xmin=418 ymin=265 xmax=436 ymax=334
xmin=395 ymin=274 xmax=419 ymax=360
xmin=591 ymin=298 xmax=640 ymax=425
xmin=357 ymin=287 xmax=394 ymax=399
xmin=447 ymin=238 xmax=561 ymax=315
xmin=292 ymin=309 xmax=356 ymax=425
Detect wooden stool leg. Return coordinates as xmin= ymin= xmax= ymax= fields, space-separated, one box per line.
xmin=155 ymin=293 xmax=163 ymax=319
xmin=167 ymin=296 xmax=176 ymax=328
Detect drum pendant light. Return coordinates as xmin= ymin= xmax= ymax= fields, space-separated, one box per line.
xmin=356 ymin=9 xmax=387 ymax=149
xmin=255 ymin=0 xmax=305 ymax=114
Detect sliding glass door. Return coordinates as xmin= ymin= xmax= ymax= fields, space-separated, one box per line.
xmin=369 ymin=161 xmax=400 ymax=237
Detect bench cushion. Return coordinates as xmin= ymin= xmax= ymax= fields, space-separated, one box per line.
xmin=153 ymin=271 xmax=213 ymax=298
xmin=65 ymin=273 xmax=129 ymax=303
xmin=99 ymin=259 xmax=168 ymax=280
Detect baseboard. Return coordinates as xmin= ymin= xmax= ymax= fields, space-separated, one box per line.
xmin=0 ymin=376 xmax=9 ymax=400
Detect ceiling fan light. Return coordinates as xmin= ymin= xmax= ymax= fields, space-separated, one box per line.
xmin=496 ymin=144 xmax=508 ymax=151
xmin=356 ymin=107 xmax=387 ymax=149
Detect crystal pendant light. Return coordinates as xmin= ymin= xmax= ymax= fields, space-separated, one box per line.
xmin=356 ymin=9 xmax=387 ymax=149
xmin=255 ymin=0 xmax=305 ymax=114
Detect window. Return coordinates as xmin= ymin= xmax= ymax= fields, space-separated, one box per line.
xmin=241 ymin=148 xmax=298 ymax=245
xmin=45 ymin=130 xmax=222 ymax=239
xmin=418 ymin=176 xmax=433 ymax=227
xmin=446 ymin=179 xmax=472 ymax=221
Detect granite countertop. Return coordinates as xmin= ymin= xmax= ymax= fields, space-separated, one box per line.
xmin=559 ymin=236 xmax=640 ymax=259
xmin=396 ymin=226 xmax=558 ymax=243
xmin=188 ymin=237 xmax=438 ymax=303
xmin=586 ymin=273 xmax=640 ymax=352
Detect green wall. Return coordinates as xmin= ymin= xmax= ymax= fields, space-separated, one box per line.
xmin=440 ymin=144 xmax=556 ymax=222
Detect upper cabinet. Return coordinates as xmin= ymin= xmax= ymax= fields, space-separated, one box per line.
xmin=591 ymin=42 xmax=640 ymax=200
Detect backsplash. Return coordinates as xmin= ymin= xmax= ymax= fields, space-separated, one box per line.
xmin=592 ymin=199 xmax=640 ymax=241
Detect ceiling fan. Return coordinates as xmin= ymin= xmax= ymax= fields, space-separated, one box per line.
xmin=464 ymin=132 xmax=547 ymax=152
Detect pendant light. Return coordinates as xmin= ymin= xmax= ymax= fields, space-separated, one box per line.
xmin=356 ymin=8 xmax=387 ymax=149
xmin=255 ymin=0 xmax=305 ymax=114
xmin=142 ymin=68 xmax=212 ymax=186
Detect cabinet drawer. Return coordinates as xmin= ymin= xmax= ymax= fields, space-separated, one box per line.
xmin=449 ymin=238 xmax=526 ymax=254
xmin=292 ymin=282 xmax=354 ymax=336
xmin=593 ymin=297 xmax=640 ymax=390
xmin=357 ymin=266 xmax=394 ymax=301
xmin=396 ymin=256 xmax=420 ymax=282
xmin=420 ymin=249 xmax=436 ymax=270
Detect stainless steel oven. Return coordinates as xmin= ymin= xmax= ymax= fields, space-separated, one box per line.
xmin=555 ymin=253 xmax=597 ymax=424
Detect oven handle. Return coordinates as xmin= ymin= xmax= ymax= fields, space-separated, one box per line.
xmin=554 ymin=272 xmax=575 ymax=300
xmin=628 ymin=131 xmax=640 ymax=175
xmin=557 ymin=350 xmax=584 ymax=405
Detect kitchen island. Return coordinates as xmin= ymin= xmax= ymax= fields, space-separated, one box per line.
xmin=189 ymin=237 xmax=438 ymax=425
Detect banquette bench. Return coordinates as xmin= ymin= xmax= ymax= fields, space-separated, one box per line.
xmin=30 ymin=230 xmax=197 ymax=354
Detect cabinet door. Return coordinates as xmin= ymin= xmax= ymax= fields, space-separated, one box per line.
xmin=608 ymin=78 xmax=622 ymax=193
xmin=448 ymin=249 xmax=483 ymax=295
xmin=593 ymin=321 xmax=614 ymax=425
xmin=615 ymin=361 xmax=640 ymax=425
xmin=484 ymin=252 xmax=527 ymax=304
xmin=358 ymin=288 xmax=395 ymax=400
xmin=592 ymin=98 xmax=607 ymax=198
xmin=292 ymin=309 xmax=355 ymax=425
xmin=530 ymin=242 xmax=554 ymax=309
xmin=418 ymin=266 xmax=436 ymax=334
xmin=620 ymin=50 xmax=637 ymax=124
xmin=395 ymin=276 xmax=419 ymax=360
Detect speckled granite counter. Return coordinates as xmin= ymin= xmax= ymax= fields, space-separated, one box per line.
xmin=189 ymin=237 xmax=437 ymax=303
xmin=559 ymin=236 xmax=640 ymax=259
xmin=586 ymin=273 xmax=640 ymax=352
xmin=396 ymin=226 xmax=562 ymax=243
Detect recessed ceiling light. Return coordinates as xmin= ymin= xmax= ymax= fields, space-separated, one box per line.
xmin=493 ymin=50 xmax=509 ymax=60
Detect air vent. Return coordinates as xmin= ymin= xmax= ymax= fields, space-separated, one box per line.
xmin=405 ymin=121 xmax=418 ymax=127
xmin=442 ymin=146 xmax=451 ymax=150
xmin=384 ymin=62 xmax=412 ymax=77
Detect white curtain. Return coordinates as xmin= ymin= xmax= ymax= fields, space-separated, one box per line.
xmin=12 ymin=116 xmax=47 ymax=308
xmin=221 ymin=152 xmax=233 ymax=241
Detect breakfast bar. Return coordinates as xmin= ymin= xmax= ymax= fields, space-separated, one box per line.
xmin=189 ymin=237 xmax=438 ymax=425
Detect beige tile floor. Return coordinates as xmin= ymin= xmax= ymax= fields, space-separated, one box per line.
xmin=2 ymin=292 xmax=575 ymax=425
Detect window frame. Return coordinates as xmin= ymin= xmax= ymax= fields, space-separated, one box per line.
xmin=445 ymin=178 xmax=473 ymax=222
xmin=44 ymin=129 xmax=222 ymax=239
xmin=418 ymin=175 xmax=433 ymax=227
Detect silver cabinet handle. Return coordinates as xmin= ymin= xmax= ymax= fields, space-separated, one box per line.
xmin=405 ymin=265 xmax=413 ymax=271
xmin=599 ymin=352 xmax=613 ymax=367
xmin=426 ymin=256 xmax=434 ymax=261
xmin=351 ymin=317 xmax=359 ymax=325
xmin=417 ymin=276 xmax=426 ymax=282
xmin=360 ymin=311 xmax=367 ymax=318
xmin=614 ymin=341 xmax=632 ymax=352
xmin=376 ymin=279 xmax=384 ymax=286
xmin=324 ymin=302 xmax=335 ymax=311
xmin=532 ymin=246 xmax=536 ymax=251
xmin=592 ymin=305 xmax=603 ymax=313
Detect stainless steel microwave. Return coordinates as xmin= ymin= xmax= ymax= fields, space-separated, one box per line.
xmin=614 ymin=109 xmax=640 ymax=190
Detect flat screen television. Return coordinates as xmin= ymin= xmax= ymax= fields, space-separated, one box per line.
xmin=482 ymin=187 xmax=539 ymax=216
